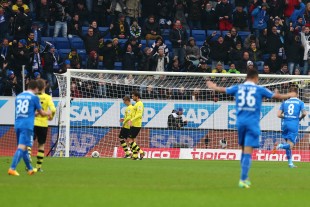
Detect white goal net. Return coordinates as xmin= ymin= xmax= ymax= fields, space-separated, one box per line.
xmin=52 ymin=70 xmax=310 ymax=161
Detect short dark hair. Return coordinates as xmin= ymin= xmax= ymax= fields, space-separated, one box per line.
xmin=289 ymin=86 xmax=298 ymax=93
xmin=28 ymin=80 xmax=38 ymax=90
xmin=36 ymin=79 xmax=46 ymax=91
xmin=246 ymin=69 xmax=259 ymax=80
xmin=123 ymin=96 xmax=131 ymax=102
xmin=132 ymin=91 xmax=140 ymax=98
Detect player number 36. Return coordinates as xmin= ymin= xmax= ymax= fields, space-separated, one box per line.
xmin=237 ymin=89 xmax=256 ymax=107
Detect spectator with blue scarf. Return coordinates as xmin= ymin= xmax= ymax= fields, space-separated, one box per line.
xmin=252 ymin=3 xmax=269 ymax=37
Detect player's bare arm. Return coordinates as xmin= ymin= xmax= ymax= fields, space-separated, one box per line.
xmin=273 ymin=92 xmax=295 ymax=100
xmin=277 ymin=110 xmax=284 ymax=118
xmin=207 ymin=81 xmax=226 ymax=93
xmin=300 ymin=110 xmax=307 ymax=121
xmin=37 ymin=109 xmax=52 ymax=117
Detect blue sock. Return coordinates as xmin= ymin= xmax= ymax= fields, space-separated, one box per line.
xmin=279 ymin=143 xmax=290 ymax=150
xmin=10 ymin=149 xmax=23 ymax=170
xmin=240 ymin=154 xmax=252 ymax=181
xmin=240 ymin=153 xmax=244 ymax=165
xmin=23 ymin=150 xmax=33 ymax=170
xmin=286 ymin=149 xmax=293 ymax=165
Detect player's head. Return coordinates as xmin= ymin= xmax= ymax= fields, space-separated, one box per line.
xmin=246 ymin=69 xmax=259 ymax=83
xmin=27 ymin=80 xmax=39 ymax=93
xmin=123 ymin=96 xmax=131 ymax=106
xmin=289 ymin=86 xmax=298 ymax=97
xmin=36 ymin=79 xmax=46 ymax=92
xmin=131 ymin=91 xmax=140 ymax=101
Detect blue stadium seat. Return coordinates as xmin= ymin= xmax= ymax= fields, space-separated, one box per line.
xmin=191 ymin=30 xmax=206 ymax=41
xmin=161 ymin=29 xmax=170 ymax=40
xmin=164 ymin=40 xmax=172 ymax=51
xmin=77 ymin=49 xmax=87 ymax=60
xmin=48 ymin=26 xmax=54 ymax=37
xmin=238 ymin=31 xmax=251 ymax=41
xmin=196 ymin=41 xmax=204 ymax=47
xmin=140 ymin=39 xmax=155 ymax=49
xmin=118 ymin=39 xmax=127 ymax=47
xmin=69 ymin=37 xmax=85 ymax=49
xmin=82 ymin=26 xmax=89 ymax=36
xmin=186 ymin=30 xmax=191 ymax=38
xmin=98 ymin=61 xmax=104 ymax=69
xmin=99 ymin=27 xmax=111 ymax=38
xmin=206 ymin=30 xmax=221 ymax=41
xmin=58 ymin=49 xmax=71 ymax=59
xmin=221 ymin=30 xmax=229 ymax=37
xmin=115 ymin=62 xmax=122 ymax=70
xmin=40 ymin=37 xmax=54 ymax=46
xmin=53 ymin=37 xmax=70 ymax=49
xmin=140 ymin=39 xmax=147 ymax=48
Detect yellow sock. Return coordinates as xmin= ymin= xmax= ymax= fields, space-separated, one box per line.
xmin=130 ymin=142 xmax=138 ymax=158
xmin=36 ymin=150 xmax=44 ymax=169
xmin=120 ymin=140 xmax=130 ymax=155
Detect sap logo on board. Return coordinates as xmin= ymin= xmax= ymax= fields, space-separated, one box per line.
xmin=120 ymin=103 xmax=167 ymax=126
xmin=70 ymin=102 xmax=113 ymax=124
xmin=173 ymin=103 xmax=220 ymax=128
xmin=228 ymin=105 xmax=274 ymax=128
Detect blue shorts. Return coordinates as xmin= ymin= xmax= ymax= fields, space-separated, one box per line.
xmin=237 ymin=123 xmax=260 ymax=148
xmin=16 ymin=128 xmax=34 ymax=147
xmin=282 ymin=123 xmax=298 ymax=144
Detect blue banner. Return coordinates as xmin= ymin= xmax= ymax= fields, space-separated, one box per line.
xmin=174 ymin=103 xmax=220 ymax=128
xmin=51 ymin=127 xmax=110 ymax=156
xmin=149 ymin=129 xmax=207 ymax=148
xmin=70 ymin=101 xmax=114 ymax=126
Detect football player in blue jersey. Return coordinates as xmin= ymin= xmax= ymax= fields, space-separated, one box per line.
xmin=8 ymin=80 xmax=51 ymax=176
xmin=207 ymin=70 xmax=294 ymax=188
xmin=274 ymin=86 xmax=307 ymax=168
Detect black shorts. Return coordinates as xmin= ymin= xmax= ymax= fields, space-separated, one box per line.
xmin=129 ymin=127 xmax=141 ymax=139
xmin=119 ymin=128 xmax=130 ymax=139
xmin=34 ymin=126 xmax=48 ymax=145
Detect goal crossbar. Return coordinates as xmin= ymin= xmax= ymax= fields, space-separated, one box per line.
xmin=56 ymin=70 xmax=310 ymax=159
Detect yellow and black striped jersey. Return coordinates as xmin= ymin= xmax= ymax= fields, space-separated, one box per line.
xmin=131 ymin=101 xmax=144 ymax=127
xmin=123 ymin=104 xmax=134 ymax=129
xmin=34 ymin=93 xmax=56 ymax=127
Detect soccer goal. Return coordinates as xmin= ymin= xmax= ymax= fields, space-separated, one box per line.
xmin=52 ymin=70 xmax=310 ymax=161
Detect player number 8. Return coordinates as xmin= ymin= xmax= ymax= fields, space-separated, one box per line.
xmin=288 ymin=104 xmax=294 ymax=115
xmin=16 ymin=99 xmax=29 ymax=114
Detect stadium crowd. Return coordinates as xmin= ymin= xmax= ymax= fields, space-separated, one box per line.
xmin=0 ymin=0 xmax=310 ymax=98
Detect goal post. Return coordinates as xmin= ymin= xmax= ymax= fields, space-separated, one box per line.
xmin=53 ymin=69 xmax=310 ymax=161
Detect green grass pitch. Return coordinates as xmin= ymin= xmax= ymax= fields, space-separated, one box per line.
xmin=0 ymin=158 xmax=309 ymax=207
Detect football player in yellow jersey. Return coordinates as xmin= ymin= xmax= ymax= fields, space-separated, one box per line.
xmin=128 ymin=91 xmax=145 ymax=160
xmin=28 ymin=79 xmax=56 ymax=172
xmin=119 ymin=96 xmax=134 ymax=158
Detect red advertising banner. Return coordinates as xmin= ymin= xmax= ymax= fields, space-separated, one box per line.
xmin=114 ymin=147 xmax=310 ymax=162
xmin=114 ymin=147 xmax=181 ymax=159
